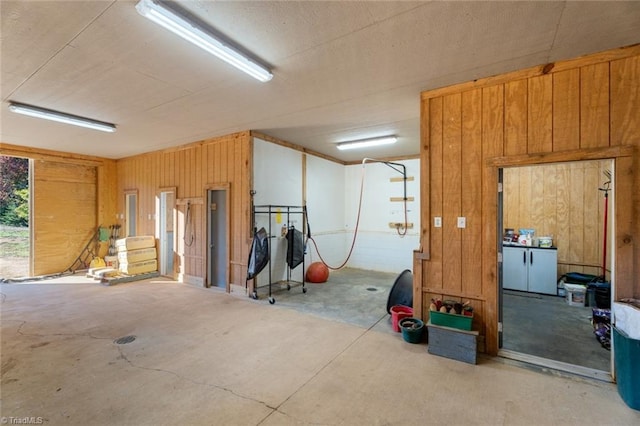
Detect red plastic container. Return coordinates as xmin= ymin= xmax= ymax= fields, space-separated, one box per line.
xmin=390 ymin=305 xmax=413 ymax=332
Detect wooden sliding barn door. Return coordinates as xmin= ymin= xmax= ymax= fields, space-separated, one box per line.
xmin=33 ymin=160 xmax=97 ymax=275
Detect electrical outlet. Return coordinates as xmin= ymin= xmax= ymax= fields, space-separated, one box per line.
xmin=434 ymin=217 xmax=442 ymax=228
xmin=457 ymin=217 xmax=466 ymax=228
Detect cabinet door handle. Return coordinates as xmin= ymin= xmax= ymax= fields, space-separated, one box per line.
xmin=523 ymin=251 xmax=526 ymax=264
xmin=530 ymin=251 xmax=533 ymax=265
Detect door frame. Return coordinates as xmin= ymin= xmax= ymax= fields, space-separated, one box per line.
xmin=204 ymin=183 xmax=231 ymax=290
xmin=496 ymin=156 xmax=616 ymax=381
xmin=156 ymin=187 xmax=176 ymax=278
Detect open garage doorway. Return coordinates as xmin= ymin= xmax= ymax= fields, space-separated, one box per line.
xmin=0 ymin=155 xmax=30 ymax=279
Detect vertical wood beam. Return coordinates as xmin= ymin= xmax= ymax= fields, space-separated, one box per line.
xmin=461 ymin=89 xmax=483 ymax=300
xmin=442 ymin=94 xmax=463 ymax=295
xmin=481 ymin=84 xmax=504 ymax=355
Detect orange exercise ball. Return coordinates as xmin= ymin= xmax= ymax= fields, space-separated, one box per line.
xmin=306 ymin=262 xmax=329 ymax=283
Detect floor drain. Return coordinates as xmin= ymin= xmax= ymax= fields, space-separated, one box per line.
xmin=366 ymin=287 xmax=378 ymax=292
xmin=114 ymin=335 xmax=136 ymax=345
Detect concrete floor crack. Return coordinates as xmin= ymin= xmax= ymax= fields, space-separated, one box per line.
xmin=15 ymin=320 xmax=113 ymax=340
xmin=115 ymin=346 xmax=277 ymax=410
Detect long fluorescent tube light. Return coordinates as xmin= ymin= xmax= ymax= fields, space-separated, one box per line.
xmin=8 ymin=102 xmax=116 ymax=133
xmin=135 ymin=0 xmax=273 ymax=82
xmin=336 ymin=136 xmax=398 ymax=151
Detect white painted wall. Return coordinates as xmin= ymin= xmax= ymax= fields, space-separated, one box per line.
xmin=305 ymin=155 xmax=347 ymax=267
xmin=252 ymin=138 xmax=420 ymax=280
xmin=253 ymin=139 xmax=304 ymax=283
xmin=344 ymin=159 xmax=420 ymax=272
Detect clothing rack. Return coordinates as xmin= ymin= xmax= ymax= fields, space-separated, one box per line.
xmin=251 ymin=204 xmax=307 ymax=304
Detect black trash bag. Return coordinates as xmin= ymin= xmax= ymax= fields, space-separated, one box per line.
xmin=286 ymin=227 xmax=304 ymax=269
xmin=247 ymin=227 xmax=269 ymax=281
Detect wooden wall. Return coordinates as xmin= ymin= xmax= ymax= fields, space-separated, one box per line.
xmin=0 ymin=143 xmax=117 ymax=275
xmin=417 ymin=45 xmax=640 ymax=355
xmin=115 ymin=131 xmax=252 ymax=290
xmin=503 ymin=160 xmax=612 ymax=279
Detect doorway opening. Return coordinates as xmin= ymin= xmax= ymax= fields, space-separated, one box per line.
xmin=156 ymin=189 xmax=176 ymax=278
xmin=498 ymin=159 xmax=614 ymax=380
xmin=0 ymin=155 xmax=31 ymax=279
xmin=207 ymin=188 xmax=228 ymax=290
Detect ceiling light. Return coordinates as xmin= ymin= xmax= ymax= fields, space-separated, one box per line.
xmin=336 ymin=136 xmax=398 ymax=151
xmin=8 ymin=102 xmax=116 ymax=133
xmin=135 ymin=0 xmax=273 ymax=82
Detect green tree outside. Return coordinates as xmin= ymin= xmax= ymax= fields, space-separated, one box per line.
xmin=0 ymin=156 xmax=29 ymax=226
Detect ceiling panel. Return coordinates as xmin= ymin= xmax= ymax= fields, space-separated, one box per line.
xmin=1 ymin=1 xmax=639 ymax=161
xmin=1 ymin=0 xmax=111 ymax=99
xmin=551 ymin=1 xmax=640 ymax=60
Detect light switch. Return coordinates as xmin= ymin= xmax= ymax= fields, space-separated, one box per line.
xmin=457 ymin=217 xmax=466 ymax=228
xmin=434 ymin=217 xmax=442 ymax=228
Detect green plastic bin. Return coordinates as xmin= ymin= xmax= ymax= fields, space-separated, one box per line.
xmin=613 ymin=326 xmax=640 ymax=410
xmin=429 ymin=310 xmax=473 ymax=331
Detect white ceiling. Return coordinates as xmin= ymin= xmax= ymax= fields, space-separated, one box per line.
xmin=2 ymin=1 xmax=639 ymax=163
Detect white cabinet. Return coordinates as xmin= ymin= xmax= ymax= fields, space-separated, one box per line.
xmin=503 ymin=246 xmax=557 ymax=295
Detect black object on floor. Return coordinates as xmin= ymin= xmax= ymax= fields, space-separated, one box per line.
xmin=386 ymin=269 xmax=413 ymax=314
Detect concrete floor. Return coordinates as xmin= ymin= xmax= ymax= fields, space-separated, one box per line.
xmin=502 ymin=290 xmax=610 ymax=371
xmin=254 ymin=268 xmax=398 ymax=331
xmin=1 ymin=271 xmax=638 ymax=425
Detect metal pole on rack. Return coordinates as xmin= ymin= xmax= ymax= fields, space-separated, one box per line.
xmin=268 ymin=205 xmax=273 ymax=303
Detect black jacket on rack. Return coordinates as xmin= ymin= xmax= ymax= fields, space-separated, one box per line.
xmin=247 ymin=227 xmax=269 ymax=280
xmin=286 ymin=227 xmax=304 ymax=269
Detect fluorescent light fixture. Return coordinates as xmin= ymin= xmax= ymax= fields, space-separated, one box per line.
xmin=135 ymin=0 xmax=273 ymax=82
xmin=8 ymin=102 xmax=116 ymax=133
xmin=336 ymin=136 xmax=398 ymax=151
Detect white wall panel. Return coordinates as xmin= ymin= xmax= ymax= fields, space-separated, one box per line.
xmin=253 ymin=138 xmax=303 ymax=207
xmin=253 ymin=138 xmax=304 ymax=283
xmin=306 ymin=155 xmax=345 ymax=232
xmin=343 ymin=159 xmax=420 ymax=272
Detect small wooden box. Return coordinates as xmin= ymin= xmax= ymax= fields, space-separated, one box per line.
xmin=427 ymin=321 xmax=479 ymax=364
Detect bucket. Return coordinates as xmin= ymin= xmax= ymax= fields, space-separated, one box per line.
xmin=390 ymin=305 xmax=413 ymax=332
xmin=595 ymin=287 xmax=611 ymax=309
xmin=399 ymin=317 xmax=424 ymax=343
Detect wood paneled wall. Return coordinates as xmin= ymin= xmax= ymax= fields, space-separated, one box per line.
xmin=0 ymin=143 xmax=117 ymax=275
xmin=418 ymin=45 xmax=640 ymax=355
xmin=503 ymin=160 xmax=612 ymax=279
xmin=115 ymin=131 xmax=252 ymax=289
